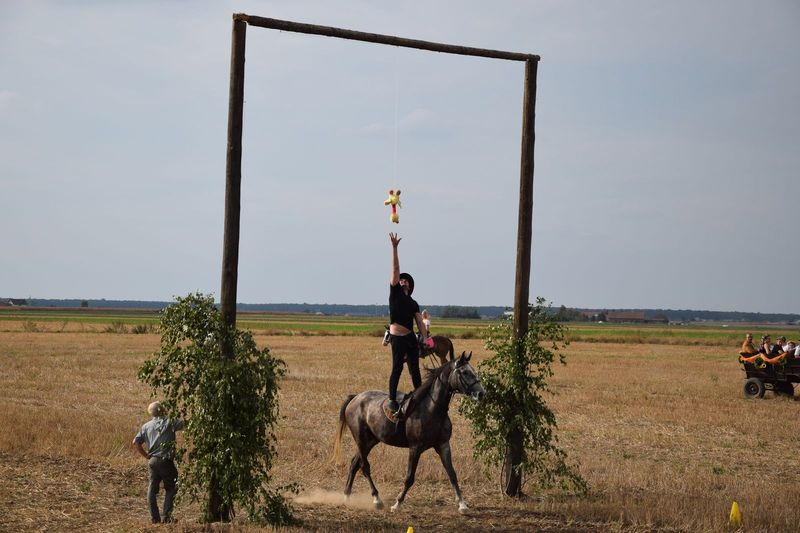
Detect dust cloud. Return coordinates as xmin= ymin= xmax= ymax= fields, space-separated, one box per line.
xmin=294 ymin=489 xmax=377 ymax=510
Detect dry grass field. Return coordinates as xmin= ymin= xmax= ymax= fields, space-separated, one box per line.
xmin=1 ymin=323 xmax=798 ymax=532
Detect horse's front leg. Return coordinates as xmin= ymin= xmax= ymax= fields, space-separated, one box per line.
xmin=435 ymin=441 xmax=468 ymax=513
xmin=391 ymin=447 xmax=423 ymax=512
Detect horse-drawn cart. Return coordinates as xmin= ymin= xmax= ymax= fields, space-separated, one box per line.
xmin=739 ymin=356 xmax=799 ymax=398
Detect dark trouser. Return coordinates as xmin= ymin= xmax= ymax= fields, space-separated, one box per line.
xmin=389 ymin=332 xmax=422 ymax=402
xmin=148 ymin=456 xmax=178 ymax=523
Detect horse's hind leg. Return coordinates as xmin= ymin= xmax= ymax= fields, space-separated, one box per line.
xmin=358 ymin=440 xmax=384 ymax=509
xmin=346 ymin=433 xmax=383 ymax=509
xmin=344 ymin=453 xmax=361 ymax=500
xmin=391 ymin=446 xmax=422 ymax=512
xmin=435 ymin=442 xmax=468 ymax=513
xmin=435 ymin=347 xmax=448 ymax=366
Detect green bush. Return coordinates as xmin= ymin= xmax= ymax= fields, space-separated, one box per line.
xmin=131 ymin=323 xmax=155 ymax=334
xmin=460 ymin=297 xmax=586 ymax=494
xmin=138 ymin=293 xmax=296 ymax=525
xmin=104 ymin=321 xmax=128 ymax=334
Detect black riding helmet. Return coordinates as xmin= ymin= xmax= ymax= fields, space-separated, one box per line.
xmin=399 ymin=273 xmax=414 ymax=295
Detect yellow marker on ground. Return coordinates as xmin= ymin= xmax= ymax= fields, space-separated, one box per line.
xmin=406 ymin=527 xmax=414 ymax=533
xmin=729 ymin=501 xmax=741 ymax=527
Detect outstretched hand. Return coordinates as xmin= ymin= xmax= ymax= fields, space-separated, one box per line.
xmin=389 ymin=232 xmax=401 ymax=247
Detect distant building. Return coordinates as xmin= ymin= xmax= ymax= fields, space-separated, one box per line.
xmin=7 ymin=299 xmax=28 ymax=307
xmin=580 ymin=310 xmax=607 ymax=322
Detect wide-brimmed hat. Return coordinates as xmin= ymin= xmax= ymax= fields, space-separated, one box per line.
xmin=399 ymin=273 xmax=414 ymax=295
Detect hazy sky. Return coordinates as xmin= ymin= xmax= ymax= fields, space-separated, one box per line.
xmin=1 ymin=1 xmax=798 ymax=313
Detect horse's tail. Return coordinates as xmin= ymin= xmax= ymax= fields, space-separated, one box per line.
xmin=332 ymin=394 xmax=356 ymax=466
xmin=447 ymin=337 xmax=455 ymax=362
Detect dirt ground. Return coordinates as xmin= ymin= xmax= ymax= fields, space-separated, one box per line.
xmin=0 ymin=452 xmax=620 ymax=533
xmin=1 ymin=331 xmax=798 ymax=532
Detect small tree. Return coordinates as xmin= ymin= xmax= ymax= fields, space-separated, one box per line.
xmin=138 ymin=293 xmax=296 ymax=525
xmin=460 ymin=297 xmax=586 ymax=496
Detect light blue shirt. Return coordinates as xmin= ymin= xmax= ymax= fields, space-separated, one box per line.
xmin=133 ymin=417 xmax=184 ymax=459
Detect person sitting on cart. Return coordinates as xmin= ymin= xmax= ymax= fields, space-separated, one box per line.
xmin=740 ymin=333 xmax=758 ymax=356
xmin=777 ymin=336 xmax=789 ymax=352
xmin=770 ymin=338 xmax=785 ymax=356
xmin=785 ymin=341 xmax=798 ymax=359
xmin=760 ymin=335 xmax=787 ymax=375
xmin=759 ymin=335 xmax=774 ymax=355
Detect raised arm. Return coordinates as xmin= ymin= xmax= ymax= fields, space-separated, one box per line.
xmin=390 ymin=232 xmax=401 ymax=285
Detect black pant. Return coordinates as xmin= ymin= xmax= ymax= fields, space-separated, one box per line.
xmin=389 ymin=332 xmax=422 ymax=402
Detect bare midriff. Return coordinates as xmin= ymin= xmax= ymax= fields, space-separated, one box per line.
xmin=389 ymin=324 xmax=412 ymax=336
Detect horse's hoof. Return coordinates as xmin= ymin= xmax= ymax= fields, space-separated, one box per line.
xmin=458 ymin=502 xmax=469 ymax=514
xmin=374 ymin=499 xmax=384 ymax=510
xmin=390 ymin=501 xmax=401 ymax=513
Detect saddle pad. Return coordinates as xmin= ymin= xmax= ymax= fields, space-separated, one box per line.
xmin=382 ymin=391 xmax=411 ymax=422
xmin=382 ymin=400 xmax=401 ymax=423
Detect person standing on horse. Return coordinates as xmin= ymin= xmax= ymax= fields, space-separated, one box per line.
xmin=387 ymin=232 xmax=430 ymax=417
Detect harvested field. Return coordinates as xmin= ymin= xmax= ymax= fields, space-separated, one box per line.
xmin=0 ymin=327 xmax=798 ymax=532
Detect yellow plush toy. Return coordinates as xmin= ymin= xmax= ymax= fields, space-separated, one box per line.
xmin=384 ymin=189 xmax=402 ymax=223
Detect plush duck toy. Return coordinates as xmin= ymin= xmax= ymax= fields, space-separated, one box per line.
xmin=384 ymin=189 xmax=402 ymax=223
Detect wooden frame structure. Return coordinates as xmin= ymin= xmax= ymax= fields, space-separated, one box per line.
xmin=220 ymin=13 xmax=540 ymax=496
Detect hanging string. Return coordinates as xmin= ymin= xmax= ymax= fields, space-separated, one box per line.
xmin=393 ymin=46 xmax=400 ymax=184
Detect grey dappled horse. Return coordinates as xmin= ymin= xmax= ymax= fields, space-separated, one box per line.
xmin=333 ymin=352 xmax=485 ymax=513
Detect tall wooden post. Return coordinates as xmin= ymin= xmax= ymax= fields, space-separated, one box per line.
xmin=220 ymin=17 xmax=247 ymax=332
xmin=505 ymin=57 xmax=538 ymax=497
xmin=211 ymin=15 xmax=246 ymax=523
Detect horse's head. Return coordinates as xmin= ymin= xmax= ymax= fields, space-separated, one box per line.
xmin=449 ymin=351 xmax=484 ymax=401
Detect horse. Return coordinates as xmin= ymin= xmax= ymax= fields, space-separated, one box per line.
xmin=333 ymin=351 xmax=485 ymax=513
xmin=420 ymin=335 xmax=455 ymax=366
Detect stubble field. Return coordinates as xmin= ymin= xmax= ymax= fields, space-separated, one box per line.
xmin=0 ymin=318 xmax=798 ymax=532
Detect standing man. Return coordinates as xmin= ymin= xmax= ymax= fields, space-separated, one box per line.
xmin=388 ymin=232 xmax=430 ymax=417
xmin=132 ymin=401 xmax=184 ymax=524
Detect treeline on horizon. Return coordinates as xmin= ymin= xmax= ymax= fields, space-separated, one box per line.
xmin=5 ymin=298 xmax=800 ymax=324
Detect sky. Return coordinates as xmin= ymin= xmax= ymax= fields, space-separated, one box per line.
xmin=1 ymin=1 xmax=799 ymax=314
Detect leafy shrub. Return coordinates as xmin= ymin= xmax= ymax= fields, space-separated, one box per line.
xmin=460 ymin=297 xmax=586 ymax=494
xmin=104 ymin=321 xmax=128 ymax=334
xmin=138 ymin=293 xmax=295 ymax=525
xmin=131 ymin=323 xmax=155 ymax=334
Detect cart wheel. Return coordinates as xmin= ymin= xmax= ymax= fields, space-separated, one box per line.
xmin=743 ymin=377 xmax=765 ymax=398
xmin=774 ymin=382 xmax=794 ymax=397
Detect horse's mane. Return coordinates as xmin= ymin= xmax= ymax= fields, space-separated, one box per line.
xmin=408 ymin=362 xmax=451 ymax=402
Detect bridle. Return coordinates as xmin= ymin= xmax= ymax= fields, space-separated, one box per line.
xmin=454 ymin=364 xmax=480 ymax=395
xmin=429 ymin=361 xmax=479 ymax=410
